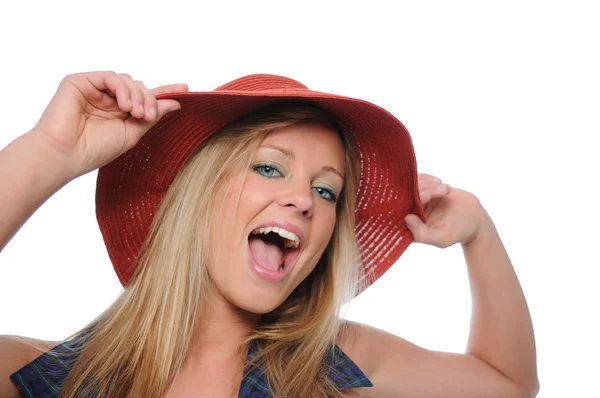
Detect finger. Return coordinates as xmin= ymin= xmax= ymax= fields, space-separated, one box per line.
xmin=404 ymin=214 xmax=425 ymax=242
xmin=418 ymin=173 xmax=442 ymax=185
xmin=419 ymin=179 xmax=440 ymax=193
xmin=420 ymin=183 xmax=450 ymax=204
xmin=418 ymin=173 xmax=440 ymax=181
xmin=122 ymin=102 xmax=181 ymax=149
xmin=118 ymin=73 xmax=146 ymax=119
xmin=418 ymin=173 xmax=441 ymax=189
xmin=150 ymin=83 xmax=189 ymax=96
xmin=134 ymin=80 xmax=159 ymax=123
xmin=429 ymin=183 xmax=451 ymax=198
xmin=155 ymin=99 xmax=181 ymax=120
xmin=435 ymin=183 xmax=450 ymax=193
xmin=84 ymin=71 xmax=133 ymax=113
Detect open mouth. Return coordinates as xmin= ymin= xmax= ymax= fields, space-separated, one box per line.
xmin=248 ymin=226 xmax=301 ymax=273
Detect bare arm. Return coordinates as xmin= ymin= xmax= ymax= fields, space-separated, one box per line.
xmin=1 ymin=72 xmax=188 ymax=396
xmin=463 ymin=209 xmax=538 ymax=395
xmin=0 ymin=71 xmax=186 ymax=253
xmin=342 ymin=210 xmax=539 ymax=397
xmin=0 ymin=131 xmax=73 ymax=251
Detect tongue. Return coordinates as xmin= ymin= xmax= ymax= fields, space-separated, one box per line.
xmin=249 ymin=237 xmax=284 ymax=271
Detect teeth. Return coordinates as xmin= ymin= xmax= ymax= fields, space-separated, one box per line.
xmin=253 ymin=226 xmax=300 ymax=249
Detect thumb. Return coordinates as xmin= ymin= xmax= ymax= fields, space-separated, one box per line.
xmin=405 ymin=214 xmax=426 ymax=242
xmin=123 ymin=99 xmax=182 ymax=149
xmin=156 ymin=99 xmax=181 ymax=119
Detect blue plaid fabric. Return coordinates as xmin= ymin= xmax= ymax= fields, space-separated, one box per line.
xmin=10 ymin=337 xmax=373 ymax=397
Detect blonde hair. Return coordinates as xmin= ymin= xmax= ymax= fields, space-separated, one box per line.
xmin=55 ymin=104 xmax=367 ymax=398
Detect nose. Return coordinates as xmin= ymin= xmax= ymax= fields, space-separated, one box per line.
xmin=277 ymin=183 xmax=313 ymax=218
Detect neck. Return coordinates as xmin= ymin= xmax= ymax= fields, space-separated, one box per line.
xmin=187 ymin=286 xmax=262 ymax=362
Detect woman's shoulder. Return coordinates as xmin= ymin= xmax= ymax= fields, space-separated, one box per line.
xmin=336 ymin=319 xmax=415 ymax=382
xmin=336 ymin=320 xmax=378 ymax=378
xmin=0 ymin=335 xmax=61 ymax=397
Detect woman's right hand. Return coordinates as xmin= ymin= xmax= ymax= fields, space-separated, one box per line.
xmin=30 ymin=71 xmax=188 ymax=179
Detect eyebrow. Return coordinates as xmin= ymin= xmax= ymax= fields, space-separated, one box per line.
xmin=262 ymin=144 xmax=344 ymax=180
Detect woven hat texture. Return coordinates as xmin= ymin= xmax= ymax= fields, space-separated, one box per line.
xmin=95 ymin=74 xmax=427 ymax=294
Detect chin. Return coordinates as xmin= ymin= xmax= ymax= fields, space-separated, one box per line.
xmin=237 ymin=301 xmax=280 ymax=316
xmin=229 ymin=285 xmax=289 ymax=315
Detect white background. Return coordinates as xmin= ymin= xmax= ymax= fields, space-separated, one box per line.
xmin=0 ymin=1 xmax=598 ymax=397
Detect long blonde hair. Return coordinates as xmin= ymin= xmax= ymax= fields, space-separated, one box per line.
xmin=56 ymin=104 xmax=366 ymax=398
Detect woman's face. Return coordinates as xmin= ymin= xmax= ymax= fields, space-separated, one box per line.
xmin=207 ymin=122 xmax=346 ymax=314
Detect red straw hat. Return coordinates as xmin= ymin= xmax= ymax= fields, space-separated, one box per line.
xmin=95 ymin=74 xmax=427 ymax=294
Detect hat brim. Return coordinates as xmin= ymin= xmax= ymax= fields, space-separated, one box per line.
xmin=96 ymin=88 xmax=427 ymax=293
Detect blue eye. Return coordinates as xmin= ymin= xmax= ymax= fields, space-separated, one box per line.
xmin=252 ymin=163 xmax=337 ymax=203
xmin=252 ymin=163 xmax=283 ymax=178
xmin=313 ymin=186 xmax=337 ymax=203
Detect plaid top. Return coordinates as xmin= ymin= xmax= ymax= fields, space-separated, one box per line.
xmin=10 ymin=336 xmax=373 ymax=397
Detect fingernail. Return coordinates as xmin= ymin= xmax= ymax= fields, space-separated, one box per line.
xmin=149 ymin=107 xmax=156 ymax=117
xmin=138 ymin=104 xmax=144 ymax=114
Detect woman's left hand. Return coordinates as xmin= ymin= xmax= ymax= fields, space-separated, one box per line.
xmin=404 ymin=173 xmax=489 ymax=249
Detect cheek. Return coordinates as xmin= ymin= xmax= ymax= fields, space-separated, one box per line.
xmin=208 ymin=174 xmax=269 ymax=269
xmin=316 ymin=205 xmax=338 ymax=244
xmin=207 ymin=181 xmax=243 ymax=270
xmin=318 ymin=216 xmax=337 ymax=248
xmin=316 ymin=209 xmax=338 ymax=255
xmin=300 ymin=210 xmax=337 ymax=274
xmin=239 ymin=173 xmax=273 ymax=205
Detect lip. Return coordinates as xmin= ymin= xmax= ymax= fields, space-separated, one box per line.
xmin=247 ymin=220 xmax=305 ymax=283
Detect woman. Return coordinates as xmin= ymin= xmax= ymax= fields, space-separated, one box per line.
xmin=0 ymin=71 xmax=539 ymax=397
